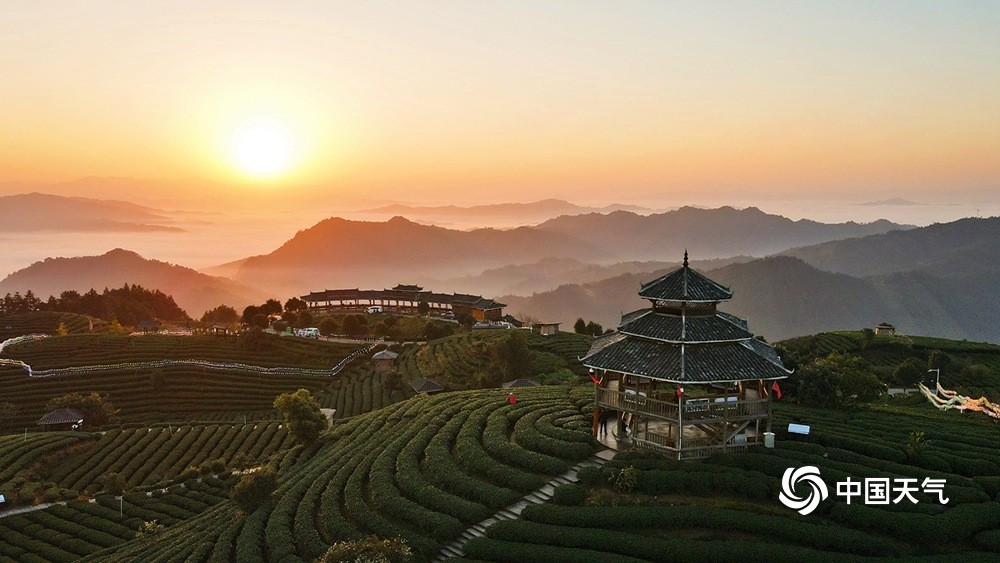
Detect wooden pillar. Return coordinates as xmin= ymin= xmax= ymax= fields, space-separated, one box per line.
xmin=764 ymin=379 xmax=772 ymax=433
xmin=677 ymin=386 xmax=684 ymax=459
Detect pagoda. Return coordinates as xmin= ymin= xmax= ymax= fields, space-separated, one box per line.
xmin=582 ymin=252 xmax=790 ymax=459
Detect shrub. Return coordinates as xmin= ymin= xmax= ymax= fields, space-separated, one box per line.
xmin=318 ymin=536 xmax=413 ymax=562
xmin=552 ymin=483 xmax=586 ymax=506
xmin=231 ymin=467 xmax=277 ymax=513
xmin=577 ymin=466 xmax=604 ymax=486
xmin=612 ymin=466 xmax=638 ymax=494
xmin=135 ymin=519 xmax=165 ymax=538
xmin=100 ymin=472 xmax=126 ymax=496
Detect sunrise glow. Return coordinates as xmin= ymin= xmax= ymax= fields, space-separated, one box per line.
xmin=230 ymin=118 xmax=295 ymax=178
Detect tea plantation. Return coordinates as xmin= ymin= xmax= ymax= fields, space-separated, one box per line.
xmin=1 ymin=330 xmax=998 ymax=561
xmin=0 ymin=333 xmax=364 ymax=428
xmin=465 ymin=400 xmax=1000 ymax=561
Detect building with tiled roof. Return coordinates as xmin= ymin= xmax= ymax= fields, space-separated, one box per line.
xmin=583 ymin=251 xmax=790 ymax=459
xmin=301 ymin=284 xmax=505 ymax=321
xmin=36 ymin=408 xmax=85 ymax=431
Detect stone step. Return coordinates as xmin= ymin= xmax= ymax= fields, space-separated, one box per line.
xmin=524 ymin=492 xmax=547 ymax=503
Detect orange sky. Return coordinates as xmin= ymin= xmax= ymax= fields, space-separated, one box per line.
xmin=1 ymin=1 xmax=998 ymax=207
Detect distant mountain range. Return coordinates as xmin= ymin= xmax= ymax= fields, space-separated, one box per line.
xmin=0 ymin=193 xmax=181 ymax=232
xmin=4 ymin=198 xmax=992 ymax=342
xmin=534 ymin=206 xmax=910 ymax=260
xmin=0 ymin=249 xmax=265 ymax=317
xmin=501 ymin=217 xmax=1000 ymax=343
xmin=360 ymin=199 xmax=653 ymax=222
xmin=433 ymin=256 xmax=754 ymax=297
xmin=228 ymin=216 xmax=611 ymax=295
xmin=221 ymin=207 xmax=909 ymax=295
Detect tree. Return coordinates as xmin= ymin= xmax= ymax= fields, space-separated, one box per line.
xmin=46 ymin=392 xmax=119 ymax=427
xmin=794 ymin=352 xmax=884 ymax=408
xmin=383 ymin=369 xmax=403 ymax=394
xmin=261 ymin=299 xmax=283 ymax=316
xmin=417 ymin=301 xmax=430 ymax=316
xmin=458 ymin=313 xmax=475 ymax=328
xmin=251 ymin=313 xmax=269 ymax=329
xmin=573 ymin=318 xmax=587 ymax=334
xmin=284 ymin=297 xmax=307 ymax=312
xmin=892 ymin=357 xmax=926 ymax=387
xmin=56 ymin=322 xmax=69 ymax=336
xmin=342 ymin=315 xmax=362 ymax=337
xmin=201 ymin=305 xmax=239 ymax=324
xmin=100 ymin=472 xmax=127 ymax=495
xmin=860 ymin=328 xmax=875 ymax=350
xmin=274 ymin=389 xmax=328 ymax=446
xmin=281 ymin=311 xmax=298 ymax=327
xmin=297 ymin=310 xmax=313 ymax=328
xmin=319 ymin=537 xmax=413 ymax=563
xmin=928 ymin=350 xmax=952 ymax=372
xmin=232 ymin=467 xmax=277 ymax=513
xmin=319 ymin=317 xmax=338 ymax=336
xmin=486 ymin=331 xmax=531 ymax=381
xmin=108 ymin=319 xmax=128 ymax=335
xmin=585 ymin=321 xmax=603 ymax=336
xmin=0 ymin=401 xmax=17 ymax=433
xmin=242 ymin=305 xmax=261 ymax=324
xmin=425 ymin=321 xmax=455 ymax=340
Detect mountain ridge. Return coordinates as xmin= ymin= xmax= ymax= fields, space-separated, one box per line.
xmin=0 ymin=249 xmax=265 ymax=318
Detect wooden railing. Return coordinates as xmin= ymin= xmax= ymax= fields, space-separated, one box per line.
xmin=596 ymin=387 xmax=679 ymax=419
xmin=596 ymin=387 xmax=769 ymax=422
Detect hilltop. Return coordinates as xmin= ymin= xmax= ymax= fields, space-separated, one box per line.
xmin=0 ymin=249 xmax=266 ymax=318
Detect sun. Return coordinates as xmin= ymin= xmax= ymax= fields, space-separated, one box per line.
xmin=231 ymin=118 xmax=294 ymax=177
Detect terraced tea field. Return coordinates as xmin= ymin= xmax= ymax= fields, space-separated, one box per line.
xmin=464 ymin=402 xmax=1000 ymax=561
xmin=395 ymin=329 xmax=591 ymax=388
xmin=0 ymin=312 xmax=99 ymax=340
xmin=0 ymin=334 xmax=364 ymax=428
xmin=2 ymin=384 xmax=999 ymax=560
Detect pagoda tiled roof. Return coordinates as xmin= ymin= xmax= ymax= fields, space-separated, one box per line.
xmin=637 ymin=262 xmax=732 ymax=302
xmin=37 ymin=408 xmax=85 ymax=426
xmin=409 ymin=378 xmax=444 ymax=393
xmin=582 ymin=338 xmax=790 ymax=383
xmin=618 ymin=311 xmax=753 ymax=343
xmin=372 ymin=350 xmax=398 ymax=360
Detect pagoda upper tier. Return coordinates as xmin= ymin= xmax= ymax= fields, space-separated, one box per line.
xmin=582 ymin=253 xmax=791 ymax=384
xmin=637 ymin=251 xmax=732 ymax=303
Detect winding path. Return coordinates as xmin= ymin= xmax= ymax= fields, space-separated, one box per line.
xmin=433 ymin=448 xmax=617 ymax=561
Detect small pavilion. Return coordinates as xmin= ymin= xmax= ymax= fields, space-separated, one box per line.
xmin=37 ymin=408 xmax=85 ymax=431
xmin=372 ymin=349 xmax=398 ymax=373
xmin=582 ymin=252 xmax=791 ymax=459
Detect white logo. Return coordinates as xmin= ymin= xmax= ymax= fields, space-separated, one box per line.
xmin=779 ymin=465 xmax=829 ymax=515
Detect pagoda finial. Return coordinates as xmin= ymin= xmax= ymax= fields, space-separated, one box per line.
xmin=683 ymin=249 xmax=689 ymax=268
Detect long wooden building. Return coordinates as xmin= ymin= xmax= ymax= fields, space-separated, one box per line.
xmin=301 ymin=284 xmax=506 ymax=321
xmin=583 ymin=252 xmax=791 ymax=459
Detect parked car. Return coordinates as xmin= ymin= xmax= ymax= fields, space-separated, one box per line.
xmin=366 ymin=306 xmax=383 ymax=314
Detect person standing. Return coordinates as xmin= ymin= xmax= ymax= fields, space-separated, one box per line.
xmin=507 ymin=392 xmax=518 ymax=405
xmin=599 ymin=409 xmax=609 ymax=435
